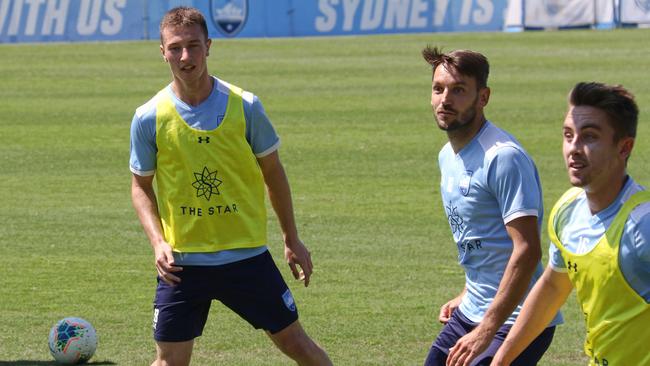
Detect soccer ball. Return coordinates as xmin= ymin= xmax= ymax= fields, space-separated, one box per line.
xmin=48 ymin=317 xmax=97 ymax=364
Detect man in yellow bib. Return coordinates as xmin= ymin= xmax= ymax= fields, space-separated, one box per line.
xmin=129 ymin=7 xmax=331 ymax=366
xmin=491 ymin=82 xmax=650 ymax=365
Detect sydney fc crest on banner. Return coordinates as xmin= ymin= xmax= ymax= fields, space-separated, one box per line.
xmin=210 ymin=0 xmax=248 ymax=37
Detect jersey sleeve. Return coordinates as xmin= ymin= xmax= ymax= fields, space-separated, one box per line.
xmin=621 ymin=203 xmax=650 ymax=275
xmin=548 ymin=242 xmax=567 ymax=272
xmin=486 ymin=146 xmax=542 ymax=224
xmin=129 ymin=110 xmax=157 ymax=177
xmin=627 ymin=203 xmax=650 ymax=262
xmin=242 ymin=93 xmax=280 ymax=157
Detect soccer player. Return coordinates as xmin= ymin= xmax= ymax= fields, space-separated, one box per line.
xmin=129 ymin=7 xmax=332 ymax=366
xmin=421 ymin=47 xmax=562 ymax=366
xmin=491 ymin=82 xmax=650 ymax=366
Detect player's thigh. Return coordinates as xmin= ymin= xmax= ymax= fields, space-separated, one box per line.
xmin=217 ymin=251 xmax=299 ymax=334
xmin=153 ymin=267 xmax=213 ymax=342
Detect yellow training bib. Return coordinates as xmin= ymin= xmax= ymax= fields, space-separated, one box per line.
xmin=154 ymin=84 xmax=267 ymax=252
xmin=549 ymin=188 xmax=650 ymax=365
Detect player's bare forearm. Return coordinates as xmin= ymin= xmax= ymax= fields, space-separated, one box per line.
xmin=257 ymin=150 xmax=299 ymax=242
xmin=478 ymin=216 xmax=542 ymax=336
xmin=491 ymin=267 xmax=572 ymax=366
xmin=258 ymin=151 xmax=314 ymax=286
xmin=131 ymin=174 xmax=181 ymax=284
xmin=131 ymin=174 xmax=166 ymax=247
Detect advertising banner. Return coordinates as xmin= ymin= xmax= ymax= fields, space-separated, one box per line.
xmin=1 ymin=0 xmax=510 ymax=43
xmin=620 ymin=0 xmax=650 ymax=24
xmin=0 ymin=0 xmax=145 ymax=43
xmin=505 ymin=0 xmax=615 ymax=29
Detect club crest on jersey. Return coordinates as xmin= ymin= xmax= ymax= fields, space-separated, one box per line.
xmin=210 ymin=0 xmax=248 ymax=37
xmin=636 ymin=0 xmax=650 ymax=12
xmin=459 ymin=170 xmax=473 ymax=196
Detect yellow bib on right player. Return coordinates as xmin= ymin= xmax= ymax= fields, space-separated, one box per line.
xmin=549 ymin=188 xmax=650 ymax=365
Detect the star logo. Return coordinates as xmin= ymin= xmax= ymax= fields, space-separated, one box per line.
xmin=445 ymin=201 xmax=464 ymax=235
xmin=191 ymin=166 xmax=223 ymax=201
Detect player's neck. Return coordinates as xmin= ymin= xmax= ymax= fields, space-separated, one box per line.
xmin=447 ymin=117 xmax=486 ymax=154
xmin=584 ymin=174 xmax=628 ymax=214
xmin=171 ymin=74 xmax=214 ymax=106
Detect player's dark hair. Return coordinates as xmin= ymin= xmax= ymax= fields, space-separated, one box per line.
xmin=569 ymin=82 xmax=638 ymax=141
xmin=422 ymin=46 xmax=490 ymax=89
xmin=160 ymin=6 xmax=209 ymax=44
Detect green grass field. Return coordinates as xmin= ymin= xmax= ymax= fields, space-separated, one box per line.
xmin=1 ymin=28 xmax=649 ymax=365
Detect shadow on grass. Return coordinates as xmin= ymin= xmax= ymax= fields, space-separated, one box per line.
xmin=0 ymin=362 xmax=116 ymax=365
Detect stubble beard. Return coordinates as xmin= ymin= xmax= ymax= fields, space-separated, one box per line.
xmin=435 ymin=95 xmax=479 ymax=133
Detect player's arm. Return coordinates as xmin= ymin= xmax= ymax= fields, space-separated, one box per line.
xmin=491 ymin=266 xmax=573 ymax=365
xmin=447 ymin=216 xmax=541 ymax=366
xmin=257 ymin=150 xmax=313 ymax=287
xmin=131 ymin=173 xmax=181 ymax=285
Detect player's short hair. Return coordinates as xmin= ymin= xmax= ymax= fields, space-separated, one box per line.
xmin=159 ymin=6 xmax=209 ymax=45
xmin=422 ymin=46 xmax=489 ymax=89
xmin=569 ymin=82 xmax=638 ymax=141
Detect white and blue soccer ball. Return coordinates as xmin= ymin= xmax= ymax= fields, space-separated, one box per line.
xmin=48 ymin=317 xmax=97 ymax=364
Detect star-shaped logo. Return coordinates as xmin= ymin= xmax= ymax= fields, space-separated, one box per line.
xmin=445 ymin=201 xmax=464 ymax=235
xmin=191 ymin=166 xmax=223 ymax=201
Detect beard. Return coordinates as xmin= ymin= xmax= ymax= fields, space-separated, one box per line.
xmin=435 ymin=95 xmax=479 ymax=132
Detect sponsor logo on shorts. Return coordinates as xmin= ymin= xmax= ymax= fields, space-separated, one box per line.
xmin=152 ymin=308 xmax=159 ymax=330
xmin=282 ymin=289 xmax=296 ymax=312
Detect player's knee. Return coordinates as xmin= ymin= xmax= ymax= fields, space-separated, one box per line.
xmin=154 ymin=341 xmax=192 ymax=366
xmin=276 ymin=332 xmax=319 ymax=358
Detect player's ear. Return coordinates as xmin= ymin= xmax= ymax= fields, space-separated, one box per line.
xmin=206 ymin=38 xmax=212 ymax=56
xmin=619 ymin=137 xmax=634 ymax=161
xmin=160 ymin=44 xmax=167 ymax=62
xmin=479 ymin=87 xmax=490 ymax=107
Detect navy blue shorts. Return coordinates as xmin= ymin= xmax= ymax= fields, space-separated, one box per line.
xmin=152 ymin=250 xmax=299 ymax=342
xmin=424 ymin=309 xmax=555 ymax=366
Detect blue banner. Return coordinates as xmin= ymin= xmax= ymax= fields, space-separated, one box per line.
xmin=0 ymin=0 xmax=145 ymax=43
xmin=0 ymin=0 xmax=509 ymax=43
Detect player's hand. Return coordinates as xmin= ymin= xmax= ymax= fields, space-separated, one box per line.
xmin=439 ymin=296 xmax=462 ymax=324
xmin=152 ymin=240 xmax=182 ymax=285
xmin=284 ymin=238 xmax=313 ymax=287
xmin=446 ymin=326 xmax=493 ymax=366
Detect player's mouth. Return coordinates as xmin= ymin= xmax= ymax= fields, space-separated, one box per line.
xmin=180 ymin=65 xmax=195 ymax=72
xmin=568 ymin=160 xmax=587 ymax=172
xmin=437 ymin=109 xmax=456 ymax=118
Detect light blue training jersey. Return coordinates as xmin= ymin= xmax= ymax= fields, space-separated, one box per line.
xmin=549 ymin=176 xmax=650 ymax=301
xmin=438 ymin=121 xmax=562 ymax=326
xmin=129 ymin=77 xmax=279 ymax=265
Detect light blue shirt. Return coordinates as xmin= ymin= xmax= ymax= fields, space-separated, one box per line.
xmin=438 ymin=121 xmax=562 ymax=326
xmin=129 ymin=77 xmax=279 ymax=265
xmin=550 ymin=176 xmax=650 ymax=302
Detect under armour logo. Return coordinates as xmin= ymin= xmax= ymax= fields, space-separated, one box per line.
xmin=198 ymin=136 xmax=210 ymax=143
xmin=567 ymin=260 xmax=578 ymax=272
